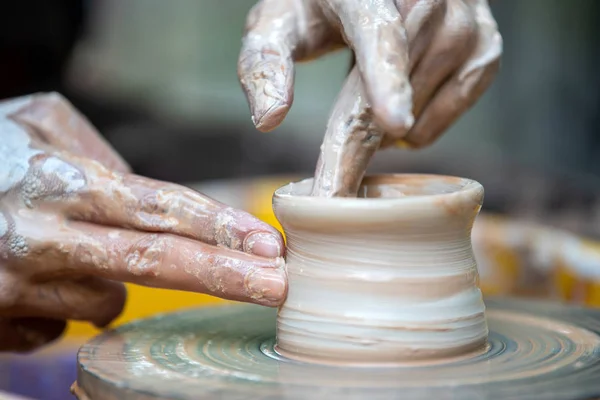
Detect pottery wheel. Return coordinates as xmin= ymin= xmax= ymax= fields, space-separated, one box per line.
xmin=74 ymin=298 xmax=600 ymax=400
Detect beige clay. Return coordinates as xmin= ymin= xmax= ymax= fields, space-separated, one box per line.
xmin=273 ymin=174 xmax=488 ymax=364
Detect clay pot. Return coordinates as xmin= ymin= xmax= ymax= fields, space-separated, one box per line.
xmin=272 ymin=174 xmax=488 ymax=364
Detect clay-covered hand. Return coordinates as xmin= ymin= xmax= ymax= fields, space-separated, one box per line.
xmin=238 ymin=0 xmax=502 ymax=148
xmin=0 ymin=93 xmax=286 ymax=352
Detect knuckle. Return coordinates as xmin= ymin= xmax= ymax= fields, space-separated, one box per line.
xmin=72 ymin=238 xmax=110 ymax=271
xmin=125 ymin=234 xmax=169 ymax=278
xmin=35 ymin=92 xmax=70 ymax=109
xmin=213 ymin=207 xmax=245 ymax=250
xmin=443 ymin=1 xmax=478 ymax=46
xmin=458 ymin=45 xmax=502 ymax=99
xmin=135 ymin=190 xmax=180 ymax=230
xmin=19 ymin=154 xmax=86 ymax=208
xmin=139 ymin=190 xmax=174 ymax=216
xmin=196 ymin=252 xmax=242 ymax=296
xmin=344 ymin=108 xmax=385 ymax=147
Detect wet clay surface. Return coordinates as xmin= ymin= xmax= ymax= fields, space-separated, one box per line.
xmin=74 ymin=298 xmax=600 ymax=400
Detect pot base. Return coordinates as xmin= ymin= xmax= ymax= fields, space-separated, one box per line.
xmin=272 ymin=339 xmax=490 ymax=367
xmin=74 ymin=298 xmax=600 ymax=400
xmin=272 ymin=337 xmax=490 ymax=367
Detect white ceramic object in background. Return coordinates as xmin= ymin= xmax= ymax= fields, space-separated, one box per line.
xmin=272 ymin=174 xmax=488 ymax=364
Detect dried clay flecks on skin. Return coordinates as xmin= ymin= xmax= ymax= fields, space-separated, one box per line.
xmin=274 ymin=174 xmax=487 ymax=364
xmin=20 ymin=156 xmax=86 ymax=208
xmin=40 ymin=157 xmax=86 ymax=194
xmin=214 ymin=208 xmax=242 ymax=250
xmin=0 ymin=92 xmax=291 ymax=355
xmin=75 ymin=175 xmax=284 ymax=258
xmin=245 ymin=256 xmax=286 ymax=302
xmin=239 ymin=0 xmax=501 ymax=198
xmin=238 ymin=0 xmax=501 ymax=137
xmin=124 ymin=234 xmax=166 ymax=277
xmin=7 ymin=235 xmax=29 ymax=259
xmin=177 ymin=246 xmax=286 ymax=305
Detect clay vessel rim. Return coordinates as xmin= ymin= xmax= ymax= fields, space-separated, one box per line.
xmin=273 ymin=173 xmax=483 ymax=205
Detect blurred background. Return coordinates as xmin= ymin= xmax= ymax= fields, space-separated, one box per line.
xmin=1 ymin=0 xmax=599 ymax=399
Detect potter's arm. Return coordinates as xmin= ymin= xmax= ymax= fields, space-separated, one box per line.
xmin=238 ymin=0 xmax=502 ymax=197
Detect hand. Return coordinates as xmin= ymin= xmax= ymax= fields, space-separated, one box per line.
xmin=238 ymin=0 xmax=501 ymax=196
xmin=238 ymin=0 xmax=502 ymax=149
xmin=0 ymin=93 xmax=286 ymax=352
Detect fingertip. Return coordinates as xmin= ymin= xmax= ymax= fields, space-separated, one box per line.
xmin=243 ymin=230 xmax=284 ymax=258
xmin=253 ymin=102 xmax=290 ymax=132
xmin=371 ymin=86 xmax=415 ymax=135
xmin=242 ymin=68 xmax=292 ymax=132
xmin=245 ymin=260 xmax=287 ymax=306
xmin=215 ymin=207 xmax=285 ymax=255
xmin=238 ymin=45 xmax=294 ymax=132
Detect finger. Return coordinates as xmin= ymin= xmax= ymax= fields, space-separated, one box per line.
xmin=312 ymin=66 xmax=384 ymax=197
xmin=5 ymin=278 xmax=126 ymax=328
xmin=341 ymin=0 xmax=446 ymax=150
xmin=395 ymin=0 xmax=447 ymax=70
xmin=239 ymin=0 xmax=340 ymax=132
xmin=238 ymin=0 xmax=298 ymax=132
xmin=18 ymin=222 xmax=287 ymax=307
xmin=408 ymin=0 xmax=478 ymax=121
xmin=5 ymin=92 xmax=131 ymax=174
xmin=404 ymin=0 xmax=502 ymax=147
xmin=0 ymin=317 xmax=66 ymax=353
xmin=90 ymin=174 xmax=284 ymax=258
xmin=321 ymin=0 xmax=414 ymax=135
xmin=18 ymin=154 xmax=284 ymax=258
